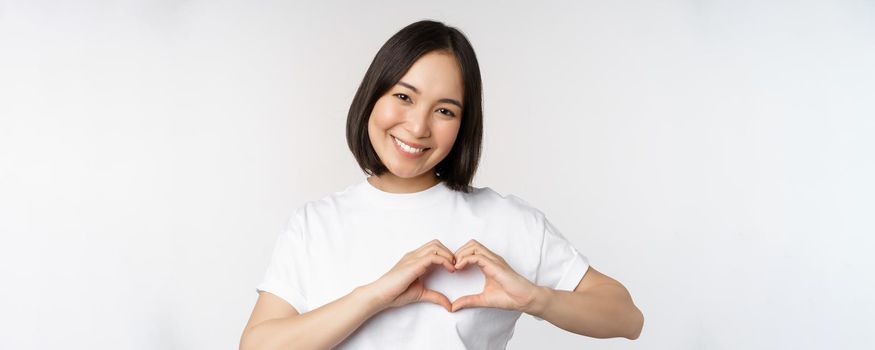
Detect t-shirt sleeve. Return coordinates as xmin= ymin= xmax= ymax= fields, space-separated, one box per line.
xmin=532 ymin=215 xmax=590 ymax=321
xmin=255 ymin=213 xmax=310 ymax=313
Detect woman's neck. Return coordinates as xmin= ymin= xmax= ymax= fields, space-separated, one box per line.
xmin=368 ymin=172 xmax=440 ymax=194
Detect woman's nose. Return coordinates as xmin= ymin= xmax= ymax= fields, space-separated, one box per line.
xmin=405 ymin=106 xmax=431 ymax=137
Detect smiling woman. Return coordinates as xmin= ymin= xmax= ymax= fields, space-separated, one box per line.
xmin=366 ymin=51 xmax=464 ymax=183
xmin=240 ymin=20 xmax=643 ymax=350
xmin=345 ymin=20 xmax=483 ymax=194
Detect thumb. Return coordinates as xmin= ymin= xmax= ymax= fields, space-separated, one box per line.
xmin=419 ymin=288 xmax=452 ymax=312
xmin=451 ymin=294 xmax=485 ymax=312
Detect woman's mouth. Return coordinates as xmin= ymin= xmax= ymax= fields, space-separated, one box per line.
xmin=392 ymin=135 xmax=430 ymax=158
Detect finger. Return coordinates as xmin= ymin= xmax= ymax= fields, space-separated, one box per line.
xmin=453 ymin=239 xmax=476 ymax=257
xmin=421 ymin=253 xmax=457 ymax=273
xmin=454 ymin=253 xmax=496 ymax=272
xmin=420 ymin=288 xmax=453 ymax=312
xmin=451 ymin=293 xmax=485 ymax=312
xmin=456 ymin=243 xmax=503 ymax=264
xmin=418 ymin=247 xmax=454 ymax=264
xmin=455 ymin=239 xmax=497 ymax=259
xmin=418 ymin=239 xmax=454 ymax=254
xmin=430 ymin=239 xmax=455 ymax=256
xmin=417 ymin=239 xmax=456 ymax=263
xmin=432 ymin=239 xmax=459 ymax=264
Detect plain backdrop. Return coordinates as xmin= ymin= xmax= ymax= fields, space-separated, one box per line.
xmin=1 ymin=0 xmax=873 ymax=349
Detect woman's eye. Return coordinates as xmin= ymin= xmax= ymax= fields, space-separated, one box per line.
xmin=437 ymin=108 xmax=456 ymax=117
xmin=393 ymin=93 xmax=411 ymax=102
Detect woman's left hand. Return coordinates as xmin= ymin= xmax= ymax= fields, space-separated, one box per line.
xmin=451 ymin=239 xmax=541 ymax=313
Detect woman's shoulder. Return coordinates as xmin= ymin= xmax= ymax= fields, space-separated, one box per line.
xmin=463 ymin=185 xmax=547 ymax=220
xmin=285 ymin=182 xmax=362 ymax=221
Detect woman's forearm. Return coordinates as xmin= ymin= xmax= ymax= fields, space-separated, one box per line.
xmin=527 ymin=283 xmax=644 ymax=340
xmin=240 ymin=285 xmax=386 ymax=350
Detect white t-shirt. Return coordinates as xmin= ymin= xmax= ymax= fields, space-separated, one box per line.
xmin=256 ymin=177 xmax=590 ymax=349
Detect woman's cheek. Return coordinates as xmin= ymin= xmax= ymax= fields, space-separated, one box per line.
xmin=372 ymin=100 xmax=405 ymax=127
xmin=435 ymin=122 xmax=461 ymax=150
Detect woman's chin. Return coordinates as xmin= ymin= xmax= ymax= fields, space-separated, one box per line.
xmin=386 ymin=167 xmax=429 ymax=179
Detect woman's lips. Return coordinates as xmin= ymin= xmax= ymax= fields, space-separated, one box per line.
xmin=392 ymin=135 xmax=430 ymax=159
xmin=392 ymin=134 xmax=428 ymax=149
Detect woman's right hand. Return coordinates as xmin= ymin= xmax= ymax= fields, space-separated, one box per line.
xmin=362 ymin=239 xmax=457 ymax=312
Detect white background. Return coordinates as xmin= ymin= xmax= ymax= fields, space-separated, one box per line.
xmin=1 ymin=0 xmax=873 ymax=349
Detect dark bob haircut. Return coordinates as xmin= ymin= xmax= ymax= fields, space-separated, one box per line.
xmin=346 ymin=19 xmax=483 ymax=193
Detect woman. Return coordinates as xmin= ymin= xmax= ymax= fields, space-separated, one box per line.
xmin=240 ymin=20 xmax=643 ymax=349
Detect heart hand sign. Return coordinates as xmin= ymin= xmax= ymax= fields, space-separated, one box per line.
xmin=365 ymin=239 xmax=540 ymax=314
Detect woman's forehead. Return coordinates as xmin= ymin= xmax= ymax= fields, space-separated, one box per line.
xmin=397 ymin=52 xmax=464 ymax=101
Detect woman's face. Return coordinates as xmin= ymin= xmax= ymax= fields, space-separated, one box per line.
xmin=368 ymin=51 xmax=464 ymax=179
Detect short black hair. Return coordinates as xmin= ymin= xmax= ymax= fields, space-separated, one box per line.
xmin=346 ymin=19 xmax=483 ymax=193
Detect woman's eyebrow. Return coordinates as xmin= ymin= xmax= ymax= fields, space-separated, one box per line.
xmin=397 ymin=81 xmax=463 ymax=109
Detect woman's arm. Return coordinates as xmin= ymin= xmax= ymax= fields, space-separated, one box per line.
xmin=449 ymin=240 xmax=643 ymax=340
xmin=526 ymin=267 xmax=644 ymax=339
xmin=239 ymin=286 xmax=384 ymax=350
xmin=240 ymin=239 xmax=458 ymax=350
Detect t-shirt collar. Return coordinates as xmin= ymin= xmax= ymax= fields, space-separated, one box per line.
xmin=357 ymin=176 xmax=451 ymax=210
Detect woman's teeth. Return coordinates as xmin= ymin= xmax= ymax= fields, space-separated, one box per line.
xmin=393 ymin=136 xmax=426 ymax=153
